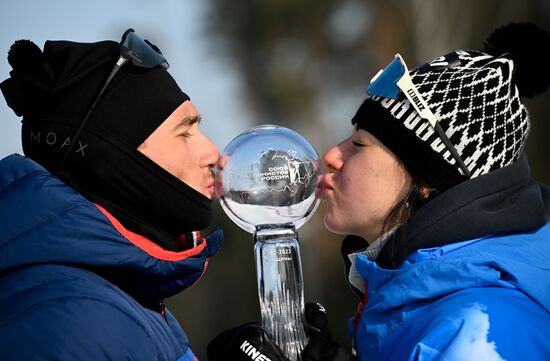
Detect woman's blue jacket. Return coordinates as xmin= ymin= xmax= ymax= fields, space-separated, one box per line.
xmin=347 ymin=157 xmax=550 ymax=360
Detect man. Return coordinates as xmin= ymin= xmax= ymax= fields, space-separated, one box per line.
xmin=0 ymin=29 xmax=222 ymax=360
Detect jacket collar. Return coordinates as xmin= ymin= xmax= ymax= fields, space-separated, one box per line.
xmin=377 ymin=156 xmax=550 ymax=269
xmin=0 ymin=154 xmax=223 ymax=304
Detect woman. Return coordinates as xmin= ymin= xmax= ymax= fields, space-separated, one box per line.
xmin=321 ymin=22 xmax=550 ymax=360
xmin=207 ymin=22 xmax=550 ymax=361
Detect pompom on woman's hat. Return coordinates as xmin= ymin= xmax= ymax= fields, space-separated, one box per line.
xmin=353 ymin=22 xmax=550 ymax=191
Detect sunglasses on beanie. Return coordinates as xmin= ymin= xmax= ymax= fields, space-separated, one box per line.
xmin=64 ymin=29 xmax=169 ymax=157
xmin=367 ymin=54 xmax=471 ymax=178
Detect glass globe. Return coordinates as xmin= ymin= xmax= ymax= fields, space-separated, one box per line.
xmin=215 ymin=125 xmax=322 ymax=234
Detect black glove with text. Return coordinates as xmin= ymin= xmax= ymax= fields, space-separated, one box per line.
xmin=207 ymin=322 xmax=290 ymax=361
xmin=207 ymin=303 xmax=353 ymax=361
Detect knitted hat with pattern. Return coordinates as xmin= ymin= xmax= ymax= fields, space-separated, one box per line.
xmin=353 ymin=22 xmax=550 ymax=191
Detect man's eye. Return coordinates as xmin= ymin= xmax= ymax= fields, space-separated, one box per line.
xmin=352 ymin=140 xmax=366 ymax=147
xmin=180 ymin=131 xmax=192 ymax=138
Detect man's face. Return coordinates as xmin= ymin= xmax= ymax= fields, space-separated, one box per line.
xmin=138 ymin=100 xmax=219 ymax=199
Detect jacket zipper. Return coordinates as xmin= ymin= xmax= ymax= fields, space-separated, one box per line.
xmin=352 ymin=279 xmax=369 ymax=356
xmin=160 ymin=300 xmax=167 ymax=321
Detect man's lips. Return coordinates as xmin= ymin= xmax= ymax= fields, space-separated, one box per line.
xmin=205 ymin=180 xmax=216 ymax=197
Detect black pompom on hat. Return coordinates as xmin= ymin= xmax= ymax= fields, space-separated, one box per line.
xmin=484 ymin=22 xmax=550 ymax=98
xmin=353 ymin=22 xmax=550 ymax=191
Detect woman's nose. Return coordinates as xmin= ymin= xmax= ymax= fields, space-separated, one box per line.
xmin=322 ymin=145 xmax=344 ymax=172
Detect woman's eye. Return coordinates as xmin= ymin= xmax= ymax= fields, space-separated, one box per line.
xmin=180 ymin=131 xmax=192 ymax=138
xmin=352 ymin=140 xmax=366 ymax=147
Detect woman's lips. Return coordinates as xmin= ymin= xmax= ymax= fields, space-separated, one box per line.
xmin=318 ymin=176 xmax=334 ymax=198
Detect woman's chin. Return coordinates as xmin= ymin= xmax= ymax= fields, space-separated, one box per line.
xmin=323 ymin=214 xmax=348 ymax=235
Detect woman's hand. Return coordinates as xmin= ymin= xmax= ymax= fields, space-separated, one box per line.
xmin=302 ymin=303 xmax=354 ymax=361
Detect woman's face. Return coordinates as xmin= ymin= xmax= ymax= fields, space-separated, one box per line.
xmin=320 ymin=126 xmax=411 ymax=243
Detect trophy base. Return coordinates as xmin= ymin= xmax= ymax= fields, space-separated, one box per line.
xmin=254 ymin=225 xmax=308 ymax=361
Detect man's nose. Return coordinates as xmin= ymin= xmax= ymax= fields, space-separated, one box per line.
xmin=202 ymin=136 xmax=220 ymax=168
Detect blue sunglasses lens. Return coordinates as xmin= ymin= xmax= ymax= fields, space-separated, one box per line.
xmin=367 ymin=57 xmax=405 ymax=99
xmin=120 ymin=29 xmax=169 ymax=69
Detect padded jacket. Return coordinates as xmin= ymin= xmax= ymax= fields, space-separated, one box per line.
xmin=345 ymin=157 xmax=550 ymax=360
xmin=0 ymin=154 xmax=223 ymax=360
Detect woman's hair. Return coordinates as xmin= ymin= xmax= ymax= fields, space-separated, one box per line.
xmin=380 ymin=167 xmax=434 ymax=236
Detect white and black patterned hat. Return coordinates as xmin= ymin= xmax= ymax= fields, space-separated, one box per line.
xmin=353 ymin=22 xmax=550 ymax=190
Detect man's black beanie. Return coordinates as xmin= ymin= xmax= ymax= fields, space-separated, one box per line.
xmin=0 ymin=34 xmax=213 ymax=249
xmin=2 ymin=38 xmax=187 ymax=164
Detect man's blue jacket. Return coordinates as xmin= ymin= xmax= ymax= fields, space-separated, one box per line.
xmin=346 ymin=157 xmax=550 ymax=360
xmin=0 ymin=154 xmax=223 ymax=360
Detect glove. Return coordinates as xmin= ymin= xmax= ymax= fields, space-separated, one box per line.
xmin=207 ymin=322 xmax=290 ymax=361
xmin=302 ymin=303 xmax=354 ymax=361
xmin=207 ymin=303 xmax=353 ymax=361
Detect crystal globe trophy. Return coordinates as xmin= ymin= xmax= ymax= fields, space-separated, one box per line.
xmin=215 ymin=125 xmax=322 ymax=360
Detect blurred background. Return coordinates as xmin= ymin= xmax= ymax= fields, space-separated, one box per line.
xmin=1 ymin=1 xmax=549 ymax=359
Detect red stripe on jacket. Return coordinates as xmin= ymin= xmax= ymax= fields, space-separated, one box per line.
xmin=95 ymin=204 xmax=207 ymax=262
